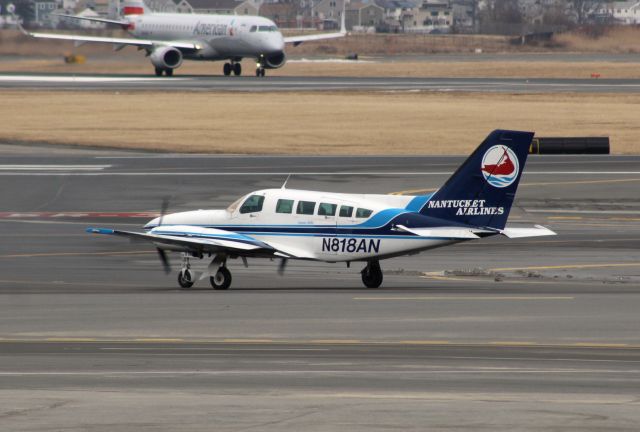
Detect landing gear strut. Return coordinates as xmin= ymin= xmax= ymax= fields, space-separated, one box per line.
xmin=256 ymin=56 xmax=266 ymax=77
xmin=361 ymin=260 xmax=383 ymax=288
xmin=178 ymin=253 xmax=194 ymax=288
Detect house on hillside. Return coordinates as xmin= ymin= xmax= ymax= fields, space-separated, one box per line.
xmin=346 ymin=1 xmax=384 ymax=30
xmin=176 ymin=0 xmax=260 ymax=15
xmin=401 ymin=0 xmax=452 ymax=33
xmin=596 ymin=1 xmax=640 ymax=24
xmin=314 ymin=0 xmax=345 ymax=29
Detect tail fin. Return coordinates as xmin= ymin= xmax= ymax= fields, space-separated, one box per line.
xmin=121 ymin=0 xmax=148 ymax=16
xmin=421 ymin=129 xmax=534 ymax=230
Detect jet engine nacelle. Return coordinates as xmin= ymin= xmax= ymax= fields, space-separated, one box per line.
xmin=150 ymin=46 xmax=183 ymax=70
xmin=264 ymin=51 xmax=286 ymax=69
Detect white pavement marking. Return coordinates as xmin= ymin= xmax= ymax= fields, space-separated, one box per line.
xmin=1 ymin=171 xmax=639 ymax=176
xmin=0 ymin=76 xmax=185 ymax=83
xmin=0 ymin=165 xmax=110 ymax=171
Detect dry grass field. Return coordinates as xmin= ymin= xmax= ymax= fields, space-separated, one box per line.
xmin=3 ymin=57 xmax=640 ymax=79
xmin=0 ymin=91 xmax=637 ymax=154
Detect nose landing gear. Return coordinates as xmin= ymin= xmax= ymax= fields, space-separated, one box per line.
xmin=256 ymin=55 xmax=266 ymax=77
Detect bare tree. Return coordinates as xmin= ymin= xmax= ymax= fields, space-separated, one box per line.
xmin=567 ymin=0 xmax=602 ymax=25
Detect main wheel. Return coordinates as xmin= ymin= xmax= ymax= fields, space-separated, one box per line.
xmin=178 ymin=269 xmax=194 ymax=289
xmin=210 ymin=267 xmax=232 ymax=290
xmin=165 ymin=68 xmax=173 ymax=77
xmin=223 ymin=63 xmax=232 ymax=76
xmin=361 ymin=262 xmax=383 ymax=288
xmin=155 ymin=67 xmax=163 ymax=77
xmin=233 ymin=62 xmax=242 ymax=76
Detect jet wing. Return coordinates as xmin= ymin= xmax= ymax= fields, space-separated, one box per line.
xmin=20 ymin=24 xmax=200 ymax=50
xmin=284 ymin=32 xmax=346 ymax=46
xmin=52 ymin=13 xmax=130 ymax=26
xmin=87 ymin=225 xmax=276 ymax=255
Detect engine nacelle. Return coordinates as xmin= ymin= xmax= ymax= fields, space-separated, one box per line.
xmin=150 ymin=46 xmax=183 ymax=70
xmin=264 ymin=51 xmax=286 ymax=69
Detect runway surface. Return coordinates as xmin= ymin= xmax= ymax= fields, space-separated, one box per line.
xmin=1 ymin=72 xmax=640 ymax=93
xmin=1 ymin=144 xmax=640 ymax=430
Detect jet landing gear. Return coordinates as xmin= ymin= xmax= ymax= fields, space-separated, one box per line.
xmin=255 ymin=56 xmax=266 ymax=77
xmin=155 ymin=67 xmax=174 ymax=77
xmin=223 ymin=61 xmax=242 ymax=76
xmin=361 ymin=260 xmax=383 ymax=288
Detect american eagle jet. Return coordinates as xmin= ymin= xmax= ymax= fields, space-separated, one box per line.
xmin=87 ymin=130 xmax=555 ymax=289
xmin=20 ymin=0 xmax=345 ymax=77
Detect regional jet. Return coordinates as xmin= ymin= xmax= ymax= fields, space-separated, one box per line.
xmin=87 ymin=130 xmax=555 ymax=289
xmin=19 ymin=0 xmax=345 ymax=77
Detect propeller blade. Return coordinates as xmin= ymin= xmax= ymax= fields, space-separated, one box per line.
xmin=158 ymin=196 xmax=169 ymax=227
xmin=278 ymin=258 xmax=288 ymax=276
xmin=157 ymin=248 xmax=171 ymax=274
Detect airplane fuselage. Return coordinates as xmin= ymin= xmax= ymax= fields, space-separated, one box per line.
xmin=126 ymin=13 xmax=285 ymax=62
xmin=145 ymin=188 xmax=463 ymax=263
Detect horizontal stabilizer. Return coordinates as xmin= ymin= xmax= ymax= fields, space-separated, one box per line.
xmin=499 ymin=225 xmax=556 ymax=238
xmin=395 ymin=225 xmax=479 ymax=239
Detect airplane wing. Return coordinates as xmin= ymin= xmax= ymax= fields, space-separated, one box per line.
xmin=52 ymin=13 xmax=130 ymax=26
xmin=394 ymin=225 xmax=480 ymax=239
xmin=19 ymin=23 xmax=201 ymax=50
xmin=499 ymin=225 xmax=556 ymax=238
xmin=87 ymin=225 xmax=276 ymax=255
xmin=284 ymin=31 xmax=345 ymax=46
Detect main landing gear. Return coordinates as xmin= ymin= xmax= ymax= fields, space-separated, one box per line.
xmin=155 ymin=67 xmax=174 ymax=77
xmin=177 ymin=253 xmax=233 ymax=290
xmin=361 ymin=260 xmax=383 ymax=288
xmin=223 ymin=61 xmax=242 ymax=76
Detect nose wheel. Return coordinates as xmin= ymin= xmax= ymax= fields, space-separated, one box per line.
xmin=361 ymin=260 xmax=383 ymax=288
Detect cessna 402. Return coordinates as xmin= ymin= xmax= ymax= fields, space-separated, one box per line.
xmin=87 ymin=130 xmax=555 ymax=289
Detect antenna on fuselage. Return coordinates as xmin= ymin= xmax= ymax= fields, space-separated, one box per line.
xmin=281 ymin=173 xmax=292 ymax=189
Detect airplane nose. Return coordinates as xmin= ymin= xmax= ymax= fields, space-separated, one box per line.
xmin=144 ymin=217 xmax=160 ymax=230
xmin=265 ymin=33 xmax=284 ymax=53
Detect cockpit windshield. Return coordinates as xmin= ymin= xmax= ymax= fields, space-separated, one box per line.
xmin=258 ymin=25 xmax=278 ymax=32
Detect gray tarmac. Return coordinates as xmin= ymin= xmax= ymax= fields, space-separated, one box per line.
xmin=2 ymin=72 xmax=640 ymax=92
xmin=1 ymin=145 xmax=640 ymax=430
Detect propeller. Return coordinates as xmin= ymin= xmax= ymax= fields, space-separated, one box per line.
xmin=156 ymin=248 xmax=171 ymax=274
xmin=155 ymin=196 xmax=171 ymax=274
xmin=277 ymin=258 xmax=288 ymax=276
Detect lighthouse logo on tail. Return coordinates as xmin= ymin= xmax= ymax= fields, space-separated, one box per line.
xmin=481 ymin=145 xmax=519 ymax=188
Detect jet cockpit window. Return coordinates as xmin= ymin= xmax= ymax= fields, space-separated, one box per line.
xmin=258 ymin=25 xmax=277 ymax=32
xmin=355 ymin=208 xmax=373 ymax=218
xmin=276 ymin=199 xmax=294 ymax=214
xmin=339 ymin=205 xmax=353 ymax=217
xmin=239 ymin=195 xmax=265 ymax=214
xmin=318 ymin=203 xmax=337 ymax=216
xmin=250 ymin=25 xmax=257 ymax=32
xmin=296 ymin=201 xmax=316 ymax=215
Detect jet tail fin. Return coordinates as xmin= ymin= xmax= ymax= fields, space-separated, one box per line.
xmin=420 ymin=129 xmax=534 ymax=230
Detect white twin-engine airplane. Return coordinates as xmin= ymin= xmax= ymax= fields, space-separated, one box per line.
xmin=88 ymin=130 xmax=556 ymax=290
xmin=21 ymin=0 xmax=345 ymax=77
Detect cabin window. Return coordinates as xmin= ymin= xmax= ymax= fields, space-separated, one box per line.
xmin=296 ymin=200 xmax=316 ymax=215
xmin=276 ymin=199 xmax=294 ymax=214
xmin=355 ymin=208 xmax=373 ymax=218
xmin=250 ymin=25 xmax=257 ymax=32
xmin=318 ymin=203 xmax=337 ymax=216
xmin=239 ymin=195 xmax=265 ymax=214
xmin=339 ymin=205 xmax=353 ymax=217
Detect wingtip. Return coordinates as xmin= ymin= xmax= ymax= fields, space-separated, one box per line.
xmin=86 ymin=227 xmax=115 ymax=235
